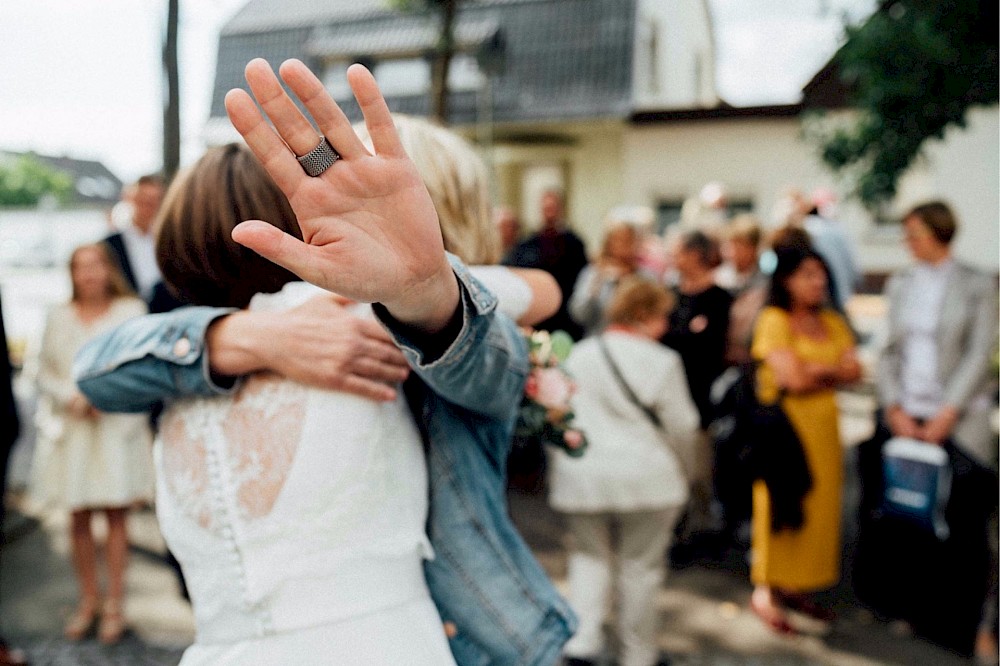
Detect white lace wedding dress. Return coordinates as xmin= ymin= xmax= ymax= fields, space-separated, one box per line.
xmin=156 ymin=282 xmax=453 ymax=665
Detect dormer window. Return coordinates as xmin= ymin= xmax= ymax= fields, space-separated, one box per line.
xmin=321 ymin=61 xmax=353 ymax=100
xmin=373 ymin=58 xmax=431 ymax=97
xmin=447 ymin=54 xmax=485 ymax=92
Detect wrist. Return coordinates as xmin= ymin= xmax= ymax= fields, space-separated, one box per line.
xmin=381 ymin=259 xmax=460 ymax=334
xmin=206 ymin=311 xmax=269 ymax=378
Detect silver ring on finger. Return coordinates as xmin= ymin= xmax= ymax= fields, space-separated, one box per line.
xmin=296 ymin=137 xmax=340 ymax=177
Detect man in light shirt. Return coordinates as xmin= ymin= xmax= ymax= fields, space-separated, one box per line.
xmin=104 ymin=174 xmax=182 ymax=313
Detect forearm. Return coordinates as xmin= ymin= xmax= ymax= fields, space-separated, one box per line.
xmin=508 ymin=268 xmax=561 ymax=327
xmin=38 ymin=363 xmax=80 ymax=409
xmin=74 ymin=307 xmax=236 ymax=412
xmin=876 ymin=348 xmax=902 ymax=407
xmin=205 ymin=310 xmax=273 ymax=380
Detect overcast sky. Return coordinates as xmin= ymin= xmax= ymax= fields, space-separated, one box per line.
xmin=0 ymin=0 xmax=875 ymax=183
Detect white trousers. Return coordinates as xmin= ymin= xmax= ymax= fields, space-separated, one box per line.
xmin=562 ymin=507 xmax=683 ymax=666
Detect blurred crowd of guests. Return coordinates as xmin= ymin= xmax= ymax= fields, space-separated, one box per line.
xmin=502 ymin=184 xmax=997 ymax=664
xmin=0 ymin=166 xmax=996 ymax=666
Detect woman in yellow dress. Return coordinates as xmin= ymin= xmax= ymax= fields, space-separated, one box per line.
xmin=749 ymin=245 xmax=861 ymax=633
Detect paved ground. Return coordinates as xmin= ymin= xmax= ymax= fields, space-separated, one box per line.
xmin=0 ymin=388 xmax=979 ymax=665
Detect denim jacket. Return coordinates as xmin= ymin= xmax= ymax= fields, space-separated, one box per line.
xmin=74 ymin=258 xmax=577 ymax=666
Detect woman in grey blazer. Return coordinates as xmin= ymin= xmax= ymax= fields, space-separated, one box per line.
xmin=877 ymin=201 xmax=997 ymax=466
xmin=871 ymin=200 xmax=998 ymax=660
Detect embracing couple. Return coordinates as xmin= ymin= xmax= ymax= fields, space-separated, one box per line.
xmin=74 ymin=59 xmax=575 ymax=664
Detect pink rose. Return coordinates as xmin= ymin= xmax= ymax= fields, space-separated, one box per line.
xmin=563 ymin=430 xmax=583 ymax=449
xmin=533 ymin=367 xmax=573 ymax=410
xmin=524 ymin=373 xmax=539 ymax=400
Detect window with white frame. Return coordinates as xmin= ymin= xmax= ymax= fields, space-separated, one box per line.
xmin=321 ymin=61 xmax=353 ymax=100
xmin=447 ymin=54 xmax=485 ymax=91
xmin=373 ymin=58 xmax=431 ymax=97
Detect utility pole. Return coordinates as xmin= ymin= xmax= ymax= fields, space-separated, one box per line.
xmin=163 ymin=0 xmax=181 ymax=183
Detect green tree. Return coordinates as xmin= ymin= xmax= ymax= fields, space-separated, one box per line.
xmin=815 ymin=0 xmax=998 ymax=209
xmin=390 ymin=0 xmax=461 ymax=124
xmin=0 ymin=156 xmax=74 ymax=207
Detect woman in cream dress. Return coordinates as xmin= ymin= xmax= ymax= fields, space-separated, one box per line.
xmin=33 ymin=243 xmax=153 ymax=643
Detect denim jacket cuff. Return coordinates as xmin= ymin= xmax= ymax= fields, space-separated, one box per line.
xmin=74 ymin=306 xmax=240 ymax=412
xmin=373 ymin=254 xmax=497 ymax=370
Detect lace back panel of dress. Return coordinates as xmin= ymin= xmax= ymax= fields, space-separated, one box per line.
xmin=160 ymin=374 xmax=306 ymax=528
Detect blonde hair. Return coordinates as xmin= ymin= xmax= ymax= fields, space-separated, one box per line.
xmin=354 ymin=114 xmax=500 ymax=265
xmin=69 ymin=243 xmax=134 ymax=302
xmin=727 ymin=214 xmax=762 ymax=247
xmin=605 ymin=277 xmax=675 ymax=327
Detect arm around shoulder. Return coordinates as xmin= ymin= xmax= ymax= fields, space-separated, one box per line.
xmin=511 ymin=267 xmax=561 ymax=327
xmin=73 ymin=306 xmax=236 ymax=413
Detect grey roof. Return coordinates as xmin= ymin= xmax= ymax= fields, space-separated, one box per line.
xmin=306 ymin=16 xmax=500 ymax=60
xmin=1 ymin=151 xmax=123 ymax=206
xmin=211 ymin=0 xmax=636 ymax=126
xmin=222 ymin=0 xmax=388 ymax=35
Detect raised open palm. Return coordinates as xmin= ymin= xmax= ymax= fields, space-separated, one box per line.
xmin=225 ymin=58 xmax=457 ymax=330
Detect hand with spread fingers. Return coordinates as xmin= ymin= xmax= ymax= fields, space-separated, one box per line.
xmin=225 ymin=58 xmax=458 ymax=333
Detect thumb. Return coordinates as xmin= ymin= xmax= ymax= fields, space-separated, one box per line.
xmin=232 ymin=220 xmax=321 ymax=285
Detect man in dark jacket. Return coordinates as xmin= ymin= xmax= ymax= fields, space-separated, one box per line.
xmin=503 ymin=189 xmax=588 ymax=340
xmin=104 ymin=174 xmax=182 ymax=313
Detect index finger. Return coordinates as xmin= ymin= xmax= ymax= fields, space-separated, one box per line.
xmin=346 ymin=64 xmax=406 ymax=158
xmin=224 ymin=86 xmax=304 ymax=197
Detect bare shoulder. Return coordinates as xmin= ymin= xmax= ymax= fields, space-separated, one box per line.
xmin=113 ymin=296 xmax=148 ymax=318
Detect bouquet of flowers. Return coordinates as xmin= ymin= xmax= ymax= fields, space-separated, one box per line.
xmin=513 ymin=330 xmax=588 ymax=457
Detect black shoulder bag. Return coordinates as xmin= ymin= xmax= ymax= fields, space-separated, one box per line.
xmin=597 ymin=336 xmax=662 ymax=428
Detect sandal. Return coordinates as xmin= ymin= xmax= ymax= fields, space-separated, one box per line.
xmin=98 ymin=599 xmax=127 ymax=645
xmin=63 ymin=599 xmax=98 ymax=641
xmin=750 ymin=589 xmax=796 ymax=636
xmin=776 ymin=591 xmax=836 ymax=623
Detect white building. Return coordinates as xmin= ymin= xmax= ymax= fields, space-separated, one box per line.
xmin=207 ymin=0 xmax=999 ymax=278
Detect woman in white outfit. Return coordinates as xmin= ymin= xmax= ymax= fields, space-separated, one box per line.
xmin=148 ymin=76 xmax=556 ymax=663
xmin=33 ymin=243 xmax=154 ymax=643
xmin=549 ymin=278 xmax=700 ymax=666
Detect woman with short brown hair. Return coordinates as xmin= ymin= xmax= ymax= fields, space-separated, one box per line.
xmin=856 ymin=200 xmax=998 ymax=659
xmin=156 ymin=143 xmax=302 ymax=309
xmin=569 ymin=214 xmax=648 ymax=337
